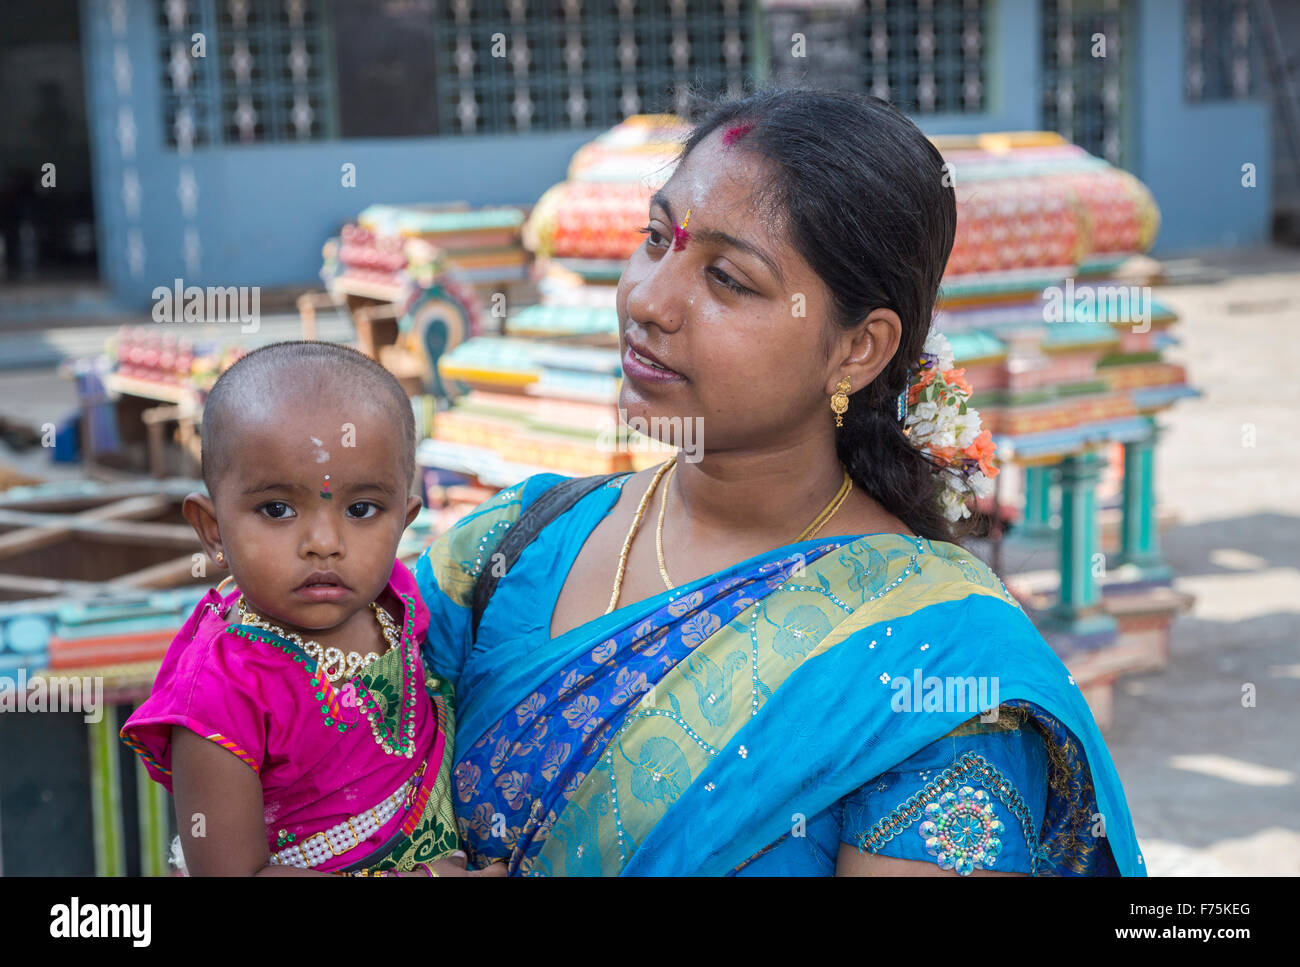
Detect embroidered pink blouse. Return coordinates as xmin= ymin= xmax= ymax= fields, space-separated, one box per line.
xmin=121 ymin=559 xmax=446 ymax=872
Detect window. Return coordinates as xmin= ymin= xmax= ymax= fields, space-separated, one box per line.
xmin=160 ymin=0 xmax=336 ymax=148
xmin=1041 ymin=0 xmax=1128 ymax=166
xmin=425 ymin=0 xmax=754 ymax=136
xmin=1184 ymin=0 xmax=1258 ymax=103
xmin=767 ymin=0 xmax=988 ymax=115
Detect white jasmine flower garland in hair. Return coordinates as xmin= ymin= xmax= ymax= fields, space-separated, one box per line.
xmin=903 ymin=331 xmax=1000 ymax=522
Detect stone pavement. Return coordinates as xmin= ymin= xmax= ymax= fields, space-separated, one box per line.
xmin=0 ymin=249 xmax=1297 ymax=875
xmin=1104 ymin=246 xmax=1300 ymax=875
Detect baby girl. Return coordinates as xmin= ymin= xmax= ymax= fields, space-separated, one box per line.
xmin=122 ymin=340 xmax=500 ymax=877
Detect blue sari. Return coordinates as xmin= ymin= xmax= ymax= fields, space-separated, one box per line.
xmin=415 ymin=471 xmax=1145 ymax=876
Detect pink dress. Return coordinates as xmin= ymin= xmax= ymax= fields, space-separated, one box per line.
xmin=121 ymin=559 xmax=459 ymax=873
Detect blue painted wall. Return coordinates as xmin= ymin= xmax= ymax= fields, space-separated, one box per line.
xmin=79 ymin=0 xmax=1272 ymax=310
xmin=1131 ymin=0 xmax=1272 ymax=253
xmin=80 ymin=0 xmax=598 ymax=310
xmin=105 ymin=131 xmax=594 ymax=297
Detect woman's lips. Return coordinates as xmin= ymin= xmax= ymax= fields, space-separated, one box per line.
xmin=623 ymin=345 xmax=684 ymax=383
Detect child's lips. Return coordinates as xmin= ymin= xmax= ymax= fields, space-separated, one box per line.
xmin=295 ymin=573 xmax=350 ymax=602
xmin=295 ymin=585 xmax=350 ymax=602
xmin=298 ymin=571 xmax=347 ymax=590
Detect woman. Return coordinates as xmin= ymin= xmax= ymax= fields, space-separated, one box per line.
xmin=415 ymin=88 xmax=1144 ymax=876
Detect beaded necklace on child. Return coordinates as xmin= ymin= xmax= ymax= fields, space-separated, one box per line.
xmin=234 ymin=595 xmax=399 ymax=683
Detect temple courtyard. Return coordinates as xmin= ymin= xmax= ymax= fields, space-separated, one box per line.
xmin=0 ymin=245 xmax=1296 ymax=876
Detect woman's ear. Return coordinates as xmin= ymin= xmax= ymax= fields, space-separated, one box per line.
xmin=829 ymin=307 xmax=902 ymax=394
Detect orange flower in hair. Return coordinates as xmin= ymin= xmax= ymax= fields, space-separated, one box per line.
xmin=963 ymin=429 xmax=999 ymax=479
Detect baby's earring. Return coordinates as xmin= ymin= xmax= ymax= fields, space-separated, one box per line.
xmin=831 ymin=377 xmax=851 ymax=428
xmin=214 ymin=550 xmax=235 ymax=593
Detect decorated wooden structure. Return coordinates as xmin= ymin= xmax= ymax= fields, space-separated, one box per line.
xmin=308 ymin=204 xmax=536 ymax=399
xmin=0 ymin=480 xmax=206 ymax=875
xmin=926 ymin=132 xmax=1198 ymax=725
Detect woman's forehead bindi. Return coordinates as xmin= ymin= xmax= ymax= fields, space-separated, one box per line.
xmin=650 ymin=188 xmax=788 ymax=288
xmin=722 ymin=121 xmax=754 ymax=146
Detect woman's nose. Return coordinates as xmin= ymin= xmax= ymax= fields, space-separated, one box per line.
xmin=624 ymin=247 xmax=689 ymax=333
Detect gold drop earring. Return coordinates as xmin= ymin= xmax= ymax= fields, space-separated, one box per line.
xmin=215 ymin=550 xmax=236 ymax=594
xmin=831 ymin=377 xmax=851 ymax=427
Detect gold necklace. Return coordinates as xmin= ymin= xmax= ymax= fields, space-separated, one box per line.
xmin=605 ymin=459 xmax=676 ymax=615
xmin=236 ymin=596 xmax=397 ymax=683
xmin=609 ymin=457 xmax=854 ymax=606
xmin=798 ymin=469 xmax=853 ymax=542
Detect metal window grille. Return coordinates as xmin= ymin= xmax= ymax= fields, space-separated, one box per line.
xmin=1185 ymin=0 xmax=1258 ymax=102
xmin=158 ymin=0 xmax=216 ymax=150
xmin=430 ymin=0 xmax=754 ymax=135
xmin=160 ymin=0 xmax=990 ymax=142
xmin=865 ymin=0 xmax=986 ymax=113
xmin=159 ymin=0 xmax=337 ymax=147
xmin=1041 ymin=0 xmax=1128 ymax=166
xmin=766 ymin=0 xmax=986 ymax=114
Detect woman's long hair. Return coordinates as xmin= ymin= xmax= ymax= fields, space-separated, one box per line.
xmin=677 ymin=87 xmax=963 ymax=543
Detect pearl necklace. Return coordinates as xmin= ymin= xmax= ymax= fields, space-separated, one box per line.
xmin=235 ymin=596 xmax=396 ymax=683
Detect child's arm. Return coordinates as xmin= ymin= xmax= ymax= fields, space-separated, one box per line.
xmin=171 ymin=726 xmax=507 ymax=877
xmin=171 ymin=725 xmax=329 ymax=877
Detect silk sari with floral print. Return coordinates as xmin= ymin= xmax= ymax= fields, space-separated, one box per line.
xmin=415 ymin=472 xmax=1145 ymax=876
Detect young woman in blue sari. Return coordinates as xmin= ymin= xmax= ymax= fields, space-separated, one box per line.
xmin=415 ymin=88 xmax=1145 ymax=876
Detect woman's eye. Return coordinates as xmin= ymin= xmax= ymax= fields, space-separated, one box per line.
xmin=638 ymin=223 xmax=750 ymax=295
xmin=258 ymin=501 xmax=295 ymax=520
xmin=636 ymin=225 xmax=667 ymax=249
xmin=347 ymin=501 xmax=379 ymax=519
xmin=709 ymin=268 xmax=749 ymax=295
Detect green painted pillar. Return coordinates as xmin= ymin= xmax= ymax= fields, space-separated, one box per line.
xmin=1053 ymin=450 xmax=1106 ymax=621
xmin=1022 ymin=464 xmax=1056 ymax=539
xmin=1117 ymin=418 xmax=1174 ymax=580
xmin=89 ymin=705 xmax=125 ymax=877
xmin=136 ymin=752 xmax=171 ymax=877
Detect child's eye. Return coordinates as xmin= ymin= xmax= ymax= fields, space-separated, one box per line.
xmin=347 ymin=501 xmax=380 ymax=519
xmin=258 ymin=501 xmax=295 ymax=520
xmin=636 ymin=225 xmax=668 ymax=249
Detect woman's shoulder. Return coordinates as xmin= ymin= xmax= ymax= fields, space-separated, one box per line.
xmin=444 ymin=472 xmax=578 ymax=534
xmin=828 ymin=532 xmax=1021 ymax=610
xmin=911 ymin=537 xmax=1024 ymax=611
xmin=418 ymin=472 xmax=587 ymax=608
xmin=421 ymin=470 xmax=634 ymax=603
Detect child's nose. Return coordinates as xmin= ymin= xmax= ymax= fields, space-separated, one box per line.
xmin=302 ymin=511 xmax=344 ymax=557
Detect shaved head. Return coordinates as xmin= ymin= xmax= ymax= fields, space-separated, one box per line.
xmin=200 ymin=341 xmax=416 ymax=501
